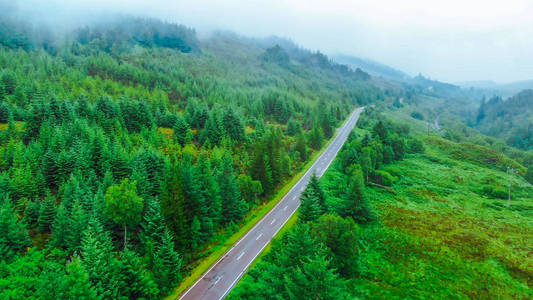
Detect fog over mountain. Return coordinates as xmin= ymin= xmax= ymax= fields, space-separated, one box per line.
xmin=5 ymin=0 xmax=533 ymax=83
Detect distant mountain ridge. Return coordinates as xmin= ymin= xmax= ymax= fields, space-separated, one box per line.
xmin=457 ymin=79 xmax=533 ymax=98
xmin=332 ymin=54 xmax=410 ymax=80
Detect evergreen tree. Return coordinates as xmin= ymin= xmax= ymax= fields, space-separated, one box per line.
xmin=140 ymin=198 xmax=166 ymax=247
xmin=81 ymin=218 xmax=117 ymax=299
xmin=0 ymin=102 xmax=9 ymax=123
xmin=0 ymin=197 xmax=31 ymax=262
xmin=372 ymin=120 xmax=387 ymax=140
xmin=50 ymin=203 xmax=69 ymax=249
xmin=56 ymin=257 xmax=99 ymax=300
xmin=38 ymin=193 xmax=56 ymax=233
xmin=217 ymin=154 xmax=246 ymax=223
xmin=114 ymin=247 xmax=159 ymax=299
xmin=154 ymin=230 xmax=182 ymax=294
xmin=221 ymin=107 xmax=245 ymax=142
xmin=173 ymin=115 xmax=190 ymax=146
xmin=303 ymin=174 xmax=327 ymax=213
xmin=202 ymin=111 xmax=224 ymax=145
xmin=250 ymin=143 xmax=274 ymax=195
xmin=42 ymin=151 xmax=59 ymax=188
xmin=359 ymin=147 xmax=373 ymax=181
xmin=338 ymin=165 xmax=372 ymax=223
xmin=160 ymin=158 xmax=188 ymax=251
xmin=286 ymin=118 xmax=301 ymax=136
xmin=285 ymin=254 xmax=349 ymax=300
xmin=309 ymin=125 xmax=324 ymax=150
xmin=24 ymin=199 xmax=40 ymax=229
xmin=66 ymin=200 xmax=88 ymax=253
xmin=299 ymin=192 xmax=322 ymax=223
xmin=311 ymin=214 xmax=359 ymax=277
xmin=196 ymin=155 xmax=222 ymax=226
xmin=295 ymin=132 xmax=308 ymax=161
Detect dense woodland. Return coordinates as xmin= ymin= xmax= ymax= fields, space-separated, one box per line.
xmin=0 ymin=15 xmax=384 ymax=298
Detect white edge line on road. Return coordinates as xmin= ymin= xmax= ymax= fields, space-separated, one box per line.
xmin=179 ymin=108 xmax=363 ymax=300
xmin=219 ymin=201 xmax=302 ymax=300
xmin=218 ymin=108 xmax=364 ymax=300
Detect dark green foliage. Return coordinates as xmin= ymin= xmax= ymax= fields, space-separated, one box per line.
xmin=114 ymin=247 xmax=160 ymax=299
xmin=299 ymin=174 xmax=327 ymax=223
xmin=217 ymin=154 xmax=246 ymax=223
xmin=160 ymin=159 xmax=188 ymax=251
xmin=295 ymin=132 xmax=308 ymax=161
xmin=38 ymin=193 xmax=56 ymax=233
xmin=50 ymin=203 xmax=69 ymax=249
xmin=202 ymin=110 xmax=224 ymax=145
xmin=407 ymin=138 xmax=425 ymax=154
xmin=0 ymin=102 xmax=9 ymax=122
xmin=0 ymin=14 xmax=379 ymax=298
xmin=286 ymin=118 xmax=301 ymax=136
xmin=140 ymin=198 xmax=166 ymax=247
xmin=251 ymin=143 xmax=274 ymax=195
xmin=237 ymin=174 xmax=263 ymax=204
xmin=153 ymin=230 xmax=182 ymax=294
xmin=372 ymin=121 xmax=387 ymax=140
xmin=23 ymin=199 xmax=40 ymax=229
xmin=55 ymin=257 xmax=99 ymax=300
xmin=230 ymin=224 xmax=350 ymax=300
xmin=0 ymin=71 xmax=16 ymax=95
xmin=81 ymin=218 xmax=116 ymax=298
xmin=0 ymin=197 xmax=30 ymax=262
xmin=410 ymin=111 xmax=424 ymax=120
xmin=262 ymin=45 xmax=290 ymax=67
xmin=311 ymin=214 xmax=359 ymax=277
xmin=309 ymin=125 xmax=324 ymax=150
xmin=340 ymin=165 xmax=373 ymax=223
xmin=173 ymin=115 xmax=190 ymax=146
xmin=221 ymin=108 xmax=245 ymax=142
xmin=133 ymin=149 xmax=165 ymax=199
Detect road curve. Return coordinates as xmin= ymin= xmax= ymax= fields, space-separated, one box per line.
xmin=179 ymin=107 xmax=365 ymax=300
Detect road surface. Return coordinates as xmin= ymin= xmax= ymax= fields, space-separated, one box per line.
xmin=179 ymin=107 xmax=365 ymax=300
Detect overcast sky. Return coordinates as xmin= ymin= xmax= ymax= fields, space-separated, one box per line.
xmin=11 ymin=0 xmax=533 ymax=83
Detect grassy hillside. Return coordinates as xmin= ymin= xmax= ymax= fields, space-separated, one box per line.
xmin=358 ymin=136 xmax=532 ymax=298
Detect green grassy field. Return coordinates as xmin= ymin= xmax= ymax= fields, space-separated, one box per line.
xmin=354 ymin=136 xmax=533 ymax=299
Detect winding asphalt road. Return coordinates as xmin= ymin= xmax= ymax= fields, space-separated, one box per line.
xmin=179 ymin=107 xmax=365 ymax=300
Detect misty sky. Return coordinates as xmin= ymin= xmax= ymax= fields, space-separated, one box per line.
xmin=11 ymin=0 xmax=533 ymax=83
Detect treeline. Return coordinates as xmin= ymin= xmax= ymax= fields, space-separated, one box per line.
xmin=475 ymin=89 xmax=533 ymax=150
xmin=0 ymin=15 xmax=383 ymax=298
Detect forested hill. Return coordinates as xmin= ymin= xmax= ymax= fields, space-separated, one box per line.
xmin=475 ymin=89 xmax=533 ymax=149
xmin=0 ymin=15 xmax=384 ymax=299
